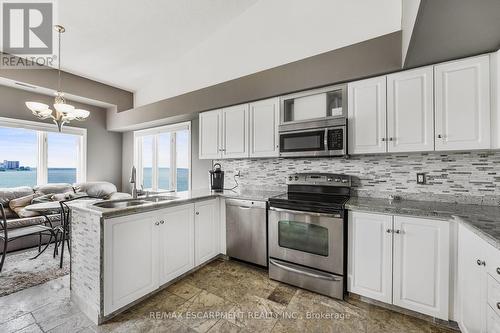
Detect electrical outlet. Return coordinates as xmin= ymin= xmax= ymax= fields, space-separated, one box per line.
xmin=416 ymin=173 xmax=426 ymax=185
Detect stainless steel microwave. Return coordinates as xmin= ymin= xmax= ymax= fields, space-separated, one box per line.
xmin=278 ymin=84 xmax=347 ymax=157
xmin=279 ymin=120 xmax=347 ymax=158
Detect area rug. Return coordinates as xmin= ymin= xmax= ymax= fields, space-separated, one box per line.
xmin=0 ymin=246 xmax=69 ymax=297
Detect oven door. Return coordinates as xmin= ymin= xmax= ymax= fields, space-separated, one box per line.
xmin=279 ymin=128 xmax=326 ymax=157
xmin=268 ymin=207 xmax=344 ymax=275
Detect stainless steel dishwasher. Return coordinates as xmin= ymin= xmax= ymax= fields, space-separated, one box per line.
xmin=225 ymin=198 xmax=267 ymax=267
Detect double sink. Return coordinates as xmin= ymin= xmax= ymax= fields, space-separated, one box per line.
xmin=93 ymin=195 xmax=179 ymax=209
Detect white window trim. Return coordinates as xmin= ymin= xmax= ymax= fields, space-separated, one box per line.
xmin=133 ymin=121 xmax=191 ymax=192
xmin=0 ymin=117 xmax=87 ymax=185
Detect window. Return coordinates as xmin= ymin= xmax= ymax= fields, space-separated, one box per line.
xmin=0 ymin=117 xmax=86 ymax=188
xmin=134 ymin=122 xmax=191 ymax=192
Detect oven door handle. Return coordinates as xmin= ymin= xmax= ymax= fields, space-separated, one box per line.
xmin=269 ymin=259 xmax=342 ymax=281
xmin=269 ymin=207 xmax=341 ymax=218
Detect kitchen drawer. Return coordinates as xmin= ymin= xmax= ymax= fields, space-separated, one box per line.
xmin=488 ymin=274 xmax=500 ymax=317
xmin=487 ymin=304 xmax=500 ymax=333
xmin=486 ymin=244 xmax=500 ymax=284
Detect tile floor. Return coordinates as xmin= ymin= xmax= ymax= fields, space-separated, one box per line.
xmin=0 ymin=259 xmax=459 ymax=333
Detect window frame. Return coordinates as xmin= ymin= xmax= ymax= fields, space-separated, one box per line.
xmin=133 ymin=121 xmax=191 ymax=192
xmin=0 ymin=117 xmax=87 ymax=185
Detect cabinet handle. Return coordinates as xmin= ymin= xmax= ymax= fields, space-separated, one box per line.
xmin=394 ymin=229 xmax=401 ymax=234
xmin=389 ymin=137 xmax=394 ymax=141
xmin=196 ymin=212 xmax=199 ymax=215
xmin=386 ymin=229 xmax=393 ymax=233
xmin=154 ymin=221 xmax=160 ymax=226
xmin=497 ymin=267 xmax=500 ymax=275
xmin=497 ymin=302 xmax=500 ymax=310
xmin=381 ymin=138 xmax=386 ymax=142
xmin=437 ymin=134 xmax=442 ymax=139
xmin=477 ymin=259 xmax=486 ymax=266
xmin=160 ymin=220 xmax=164 ymax=224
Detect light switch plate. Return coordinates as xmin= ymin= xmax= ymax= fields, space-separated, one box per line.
xmin=417 ymin=173 xmax=426 ymax=185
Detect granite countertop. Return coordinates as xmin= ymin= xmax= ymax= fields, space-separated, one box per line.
xmin=69 ymin=188 xmax=284 ymax=219
xmin=346 ymin=197 xmax=500 ymax=251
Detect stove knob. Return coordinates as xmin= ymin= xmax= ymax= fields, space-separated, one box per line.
xmin=327 ymin=177 xmax=333 ymax=182
xmin=341 ymin=179 xmax=348 ymax=183
xmin=334 ymin=178 xmax=341 ymax=182
xmin=294 ymin=176 xmax=299 ymax=181
xmin=288 ymin=176 xmax=293 ymax=181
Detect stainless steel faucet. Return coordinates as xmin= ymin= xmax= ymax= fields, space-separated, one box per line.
xmin=130 ymin=166 xmax=138 ymax=199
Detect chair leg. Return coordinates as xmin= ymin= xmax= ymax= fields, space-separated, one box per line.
xmin=0 ymin=240 xmax=7 ymax=272
xmin=59 ymin=227 xmax=65 ymax=268
xmin=53 ymin=229 xmax=59 ymax=258
xmin=38 ymin=234 xmax=42 ymax=253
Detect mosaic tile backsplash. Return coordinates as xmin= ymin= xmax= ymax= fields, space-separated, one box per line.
xmin=217 ymin=151 xmax=500 ymax=205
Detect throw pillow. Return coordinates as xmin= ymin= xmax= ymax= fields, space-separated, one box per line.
xmin=31 ymin=193 xmax=54 ymax=204
xmin=9 ymin=193 xmax=41 ymax=218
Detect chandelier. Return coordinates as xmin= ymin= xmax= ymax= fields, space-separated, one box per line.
xmin=25 ymin=25 xmax=90 ymax=132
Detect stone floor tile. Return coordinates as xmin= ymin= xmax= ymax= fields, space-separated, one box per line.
xmin=0 ymin=313 xmax=35 ymax=333
xmin=167 ymin=280 xmax=203 ymax=301
xmin=176 ymin=290 xmax=234 ymax=333
xmin=226 ymin=294 xmax=285 ymax=333
xmin=44 ymin=312 xmax=94 ymax=333
xmin=207 ymin=319 xmax=248 ymax=333
xmin=16 ymin=323 xmax=43 ymax=333
xmin=267 ymin=283 xmax=297 ymax=307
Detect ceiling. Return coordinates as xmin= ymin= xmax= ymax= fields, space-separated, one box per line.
xmin=56 ymin=0 xmax=401 ymax=108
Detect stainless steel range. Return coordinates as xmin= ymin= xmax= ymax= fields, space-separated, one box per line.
xmin=268 ymin=173 xmax=351 ymax=299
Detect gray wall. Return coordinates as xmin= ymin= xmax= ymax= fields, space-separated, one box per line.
xmin=121 ymin=117 xmax=211 ymax=193
xmin=0 ymin=85 xmax=123 ymax=190
xmin=108 ymin=32 xmax=402 ymax=131
xmin=404 ymin=0 xmax=500 ymax=68
xmin=0 ymin=54 xmax=134 ymax=112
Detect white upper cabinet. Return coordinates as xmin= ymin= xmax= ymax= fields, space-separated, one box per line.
xmin=435 ymin=55 xmax=491 ymax=151
xmin=392 ymin=216 xmax=450 ymax=320
xmin=348 ymin=211 xmax=393 ymax=303
xmin=249 ymin=98 xmax=279 ymax=157
xmin=387 ymin=66 xmax=435 ymax=152
xmin=222 ymin=104 xmax=249 ymax=158
xmin=199 ymin=110 xmax=222 ymax=159
xmin=348 ymin=76 xmax=387 ymax=154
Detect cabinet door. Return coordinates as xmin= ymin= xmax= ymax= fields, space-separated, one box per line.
xmin=104 ymin=212 xmax=159 ymax=315
xmin=249 ymin=98 xmax=279 ymax=158
xmin=158 ymin=204 xmax=195 ymax=285
xmin=392 ymin=216 xmax=450 ymax=320
xmin=348 ymin=211 xmax=393 ymax=303
xmin=487 ymin=305 xmax=500 ymax=333
xmin=348 ymin=76 xmax=387 ymax=154
xmin=222 ymin=104 xmax=249 ymax=158
xmin=194 ymin=199 xmax=219 ymax=266
xmin=458 ymin=225 xmax=488 ymax=333
xmin=435 ymin=55 xmax=491 ymax=151
xmin=199 ymin=110 xmax=221 ymax=159
xmin=387 ymin=66 xmax=434 ymax=152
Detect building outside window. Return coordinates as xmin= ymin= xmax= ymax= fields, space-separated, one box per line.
xmin=0 ymin=117 xmax=87 ymax=188
xmin=134 ymin=121 xmax=191 ymax=192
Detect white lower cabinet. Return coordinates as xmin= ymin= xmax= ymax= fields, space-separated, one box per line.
xmin=104 ymin=200 xmax=220 ymax=316
xmin=104 ymin=211 xmax=159 ymax=315
xmin=487 ymin=305 xmax=500 ymax=333
xmin=158 ymin=204 xmax=195 ymax=285
xmin=392 ymin=216 xmax=450 ymax=319
xmin=348 ymin=211 xmax=450 ymax=320
xmin=348 ymin=212 xmax=393 ymax=303
xmin=195 ymin=199 xmax=219 ymax=266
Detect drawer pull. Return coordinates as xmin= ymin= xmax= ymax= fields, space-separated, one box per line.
xmin=477 ymin=259 xmax=486 ymax=266
xmin=497 ymin=267 xmax=500 ymax=275
xmin=497 ymin=302 xmax=500 ymax=310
